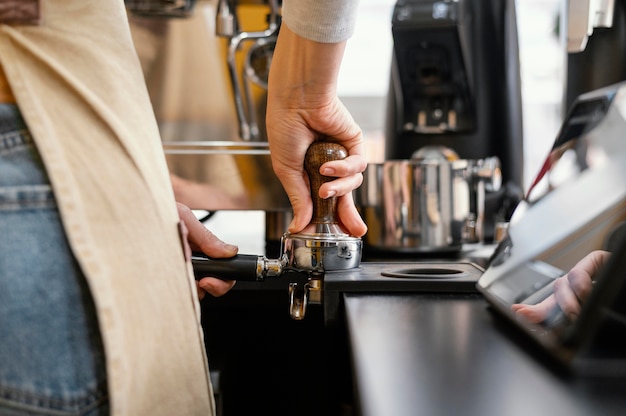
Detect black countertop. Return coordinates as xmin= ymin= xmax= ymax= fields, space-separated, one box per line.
xmin=344 ymin=292 xmax=626 ymax=416
xmin=200 ymin=241 xmax=626 ymax=416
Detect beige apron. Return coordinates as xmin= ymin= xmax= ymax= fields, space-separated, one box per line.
xmin=0 ymin=1 xmax=214 ymax=414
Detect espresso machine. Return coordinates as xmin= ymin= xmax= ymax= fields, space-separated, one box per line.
xmin=475 ymin=0 xmax=626 ymax=374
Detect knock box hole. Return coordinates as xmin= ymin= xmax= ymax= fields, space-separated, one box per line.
xmin=382 ymin=267 xmax=467 ymax=279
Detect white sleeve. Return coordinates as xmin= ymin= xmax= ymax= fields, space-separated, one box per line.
xmin=281 ymin=0 xmax=360 ymax=43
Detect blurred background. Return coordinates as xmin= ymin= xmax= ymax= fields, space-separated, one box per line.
xmin=130 ymin=0 xmax=565 ymax=253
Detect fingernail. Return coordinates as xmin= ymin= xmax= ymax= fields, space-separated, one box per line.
xmin=326 ymin=190 xmax=337 ymax=198
xmin=322 ymin=167 xmax=336 ymax=175
xmin=223 ymin=243 xmax=238 ymax=252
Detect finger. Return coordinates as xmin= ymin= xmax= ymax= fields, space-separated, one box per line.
xmin=178 ymin=203 xmax=238 ymax=258
xmin=192 ymin=226 xmax=239 ymax=259
xmin=284 ymin=178 xmax=314 ymax=234
xmin=567 ymin=267 xmax=594 ymax=303
xmin=511 ymin=295 xmax=558 ymax=324
xmin=198 ymin=277 xmax=237 ymax=297
xmin=337 ymin=193 xmax=368 ymax=237
xmin=567 ymin=250 xmax=610 ymax=302
xmin=553 ymin=276 xmax=582 ymax=321
xmin=196 ymin=283 xmax=206 ymax=301
xmin=318 ymin=173 xmax=363 ymax=199
xmin=320 ymin=154 xmax=367 ymax=178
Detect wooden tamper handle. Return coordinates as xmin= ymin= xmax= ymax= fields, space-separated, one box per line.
xmin=304 ymin=141 xmax=348 ymax=229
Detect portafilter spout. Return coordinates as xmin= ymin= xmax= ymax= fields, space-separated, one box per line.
xmin=191 ymin=141 xmax=362 ymax=320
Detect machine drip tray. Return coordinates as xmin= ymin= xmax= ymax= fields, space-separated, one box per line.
xmin=324 ymin=261 xmax=485 ymax=294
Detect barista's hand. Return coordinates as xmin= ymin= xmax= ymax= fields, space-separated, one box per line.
xmin=266 ymin=24 xmax=367 ymax=237
xmin=177 ymin=203 xmax=237 ymax=299
xmin=512 ymin=250 xmax=611 ymax=323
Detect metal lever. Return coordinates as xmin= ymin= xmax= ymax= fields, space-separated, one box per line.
xmin=214 ymin=0 xmax=281 ymax=140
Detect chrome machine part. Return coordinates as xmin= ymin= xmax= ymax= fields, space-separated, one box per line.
xmin=214 ymin=0 xmax=280 ymax=141
xmin=281 ymin=232 xmax=362 ymax=273
xmin=356 ymin=146 xmax=502 ymax=252
xmin=466 ymin=156 xmax=503 ymax=242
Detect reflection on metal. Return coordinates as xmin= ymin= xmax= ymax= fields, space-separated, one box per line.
xmin=215 ymin=0 xmax=280 ymax=140
xmin=476 ymin=81 xmax=626 ymax=375
xmin=163 ymin=141 xmax=290 ymax=211
xmin=356 ymin=150 xmax=502 ymax=252
xmin=288 ymin=278 xmax=323 ymax=320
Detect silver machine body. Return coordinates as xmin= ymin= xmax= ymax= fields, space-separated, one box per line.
xmin=477 ymin=81 xmax=626 ymax=375
xmin=477 ymin=0 xmax=626 ymax=375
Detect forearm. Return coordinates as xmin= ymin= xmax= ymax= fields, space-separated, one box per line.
xmin=268 ymin=23 xmax=346 ymax=110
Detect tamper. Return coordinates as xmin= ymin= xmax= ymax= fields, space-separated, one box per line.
xmin=282 ymin=141 xmax=362 ymax=319
xmin=191 ymin=141 xmax=362 ymax=320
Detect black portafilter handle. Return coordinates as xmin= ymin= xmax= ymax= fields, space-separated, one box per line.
xmin=191 ymin=252 xmax=284 ymax=281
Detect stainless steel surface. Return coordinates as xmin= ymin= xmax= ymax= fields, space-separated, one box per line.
xmin=282 ymin=230 xmax=362 ymax=320
xmin=288 ymin=278 xmax=322 ymax=321
xmin=356 ymin=151 xmax=502 ymax=252
xmin=163 ymin=141 xmax=290 ymax=211
xmin=477 ymin=81 xmax=626 ymax=374
xmin=215 ymin=0 xmax=280 ymax=140
xmin=281 ymin=232 xmax=363 ymax=273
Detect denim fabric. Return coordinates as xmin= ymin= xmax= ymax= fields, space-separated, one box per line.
xmin=0 ymin=104 xmax=109 ymax=415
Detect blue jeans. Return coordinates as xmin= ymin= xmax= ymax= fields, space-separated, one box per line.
xmin=0 ymin=104 xmax=109 ymax=415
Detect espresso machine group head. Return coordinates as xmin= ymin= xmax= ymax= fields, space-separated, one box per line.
xmin=192 ymin=141 xmax=362 ymax=319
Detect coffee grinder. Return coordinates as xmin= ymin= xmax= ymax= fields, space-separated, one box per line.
xmin=382 ymin=0 xmax=525 ymax=244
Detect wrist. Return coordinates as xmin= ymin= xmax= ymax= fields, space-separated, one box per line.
xmin=268 ymin=23 xmax=346 ymax=108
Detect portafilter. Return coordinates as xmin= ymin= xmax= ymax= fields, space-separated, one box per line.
xmin=192 ymin=141 xmax=363 ymax=319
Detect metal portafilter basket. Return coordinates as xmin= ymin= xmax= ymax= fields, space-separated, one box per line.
xmin=192 ymin=142 xmax=362 ymax=319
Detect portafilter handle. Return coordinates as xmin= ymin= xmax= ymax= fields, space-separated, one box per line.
xmin=191 ymin=253 xmax=285 ymax=281
xmin=304 ymin=141 xmax=349 ymax=234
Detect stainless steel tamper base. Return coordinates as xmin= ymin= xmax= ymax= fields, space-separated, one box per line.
xmin=281 ymin=231 xmax=362 ymax=272
xmin=281 ymin=231 xmax=362 ymax=320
